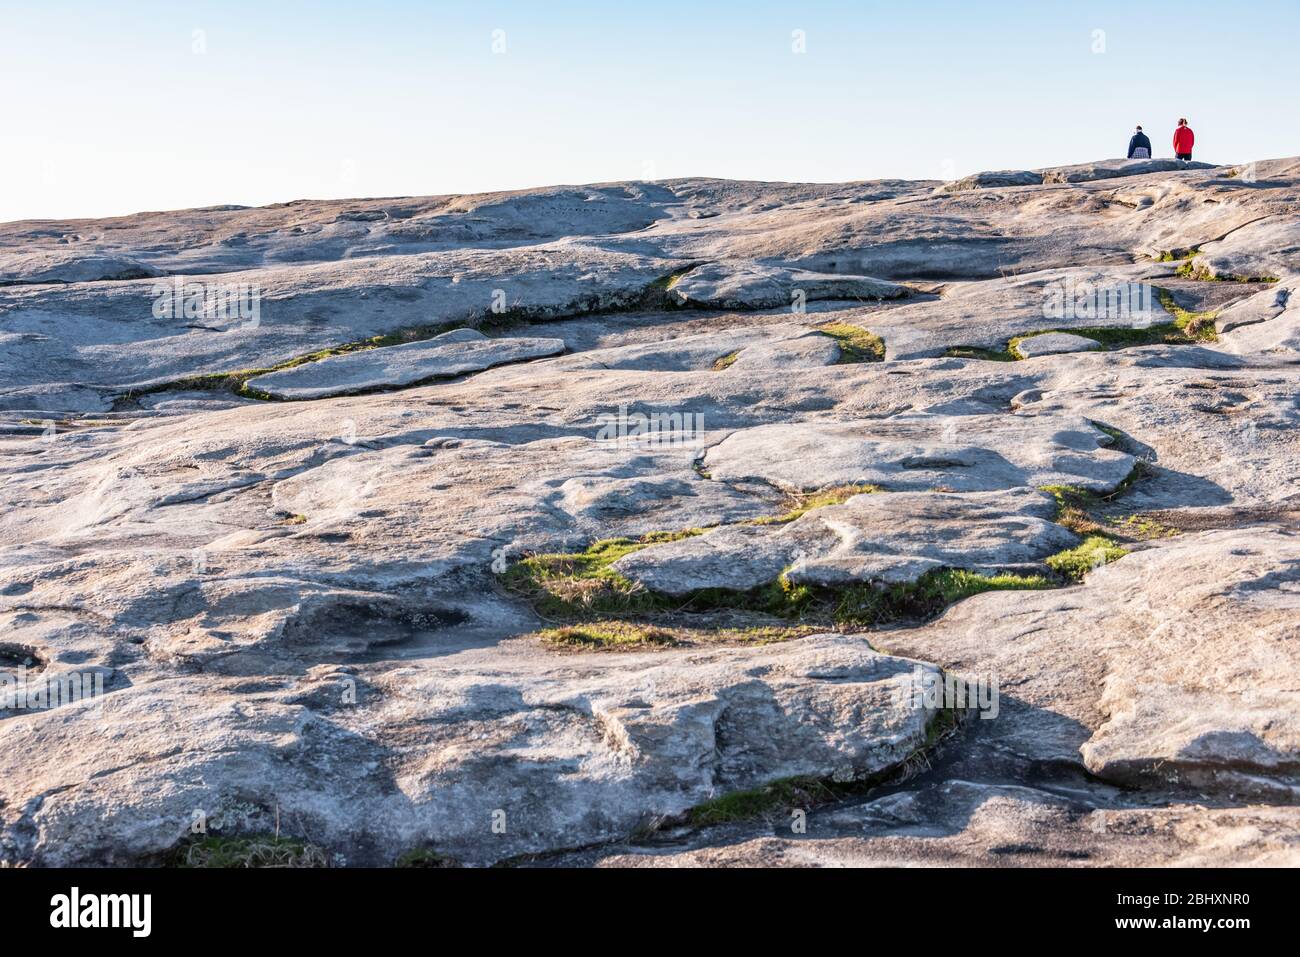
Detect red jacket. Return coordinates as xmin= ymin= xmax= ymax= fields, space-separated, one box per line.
xmin=1173 ymin=126 xmax=1195 ymax=154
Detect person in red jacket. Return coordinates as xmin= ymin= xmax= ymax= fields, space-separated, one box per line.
xmin=1173 ymin=119 xmax=1195 ymax=161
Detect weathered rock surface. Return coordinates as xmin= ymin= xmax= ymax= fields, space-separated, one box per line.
xmin=2 ymin=156 xmax=1300 ymax=868
xmin=937 ymin=159 xmax=1217 ymax=194
xmin=0 ymin=252 xmax=163 ymax=285
xmin=668 ymin=261 xmax=907 ymax=310
xmin=877 ymin=527 xmax=1300 ymax=800
xmin=1041 ymin=157 xmax=1218 ymax=184
xmin=1216 ymin=278 xmax=1300 ymax=355
xmin=0 ymin=632 xmax=942 ymax=866
xmin=245 ymin=329 xmax=566 ymax=400
xmin=701 ymin=414 xmax=1136 ymax=493
xmin=937 ymin=170 xmax=1044 ymax=193
xmin=551 ymin=789 xmax=1300 ymax=868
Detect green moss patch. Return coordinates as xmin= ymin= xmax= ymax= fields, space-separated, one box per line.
xmin=1045 ymin=535 xmax=1129 ymax=581
xmin=819 ymin=322 xmax=886 ymax=362
xmin=539 ymin=622 xmax=681 ymax=648
xmin=945 ymin=345 xmax=1018 ymax=362
xmin=1155 ymin=289 xmax=1219 ymax=340
xmin=1041 ymin=484 xmax=1110 ymax=536
xmin=712 ymin=351 xmax=739 ymax=371
xmin=500 ymin=533 xmax=706 ymax=619
xmin=687 ymin=777 xmax=838 ymax=826
xmin=1042 ymin=459 xmax=1155 ymax=536
xmin=830 ymin=569 xmax=1055 ymax=627
xmin=504 ymin=465 xmax=1164 ymax=649
xmin=1109 ymin=514 xmax=1180 ymax=539
xmin=1175 ymin=259 xmax=1280 ymax=284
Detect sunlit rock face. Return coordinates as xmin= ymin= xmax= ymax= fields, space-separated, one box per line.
xmin=2 ymin=157 xmax=1298 ymax=867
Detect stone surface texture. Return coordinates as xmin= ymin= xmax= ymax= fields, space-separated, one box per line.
xmin=2 ymin=156 xmax=1298 ymax=866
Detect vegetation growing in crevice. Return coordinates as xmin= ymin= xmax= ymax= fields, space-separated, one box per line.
xmin=539 ymin=622 xmax=680 ymax=648
xmin=172 ymin=835 xmax=329 ymax=868
xmin=1041 ymin=459 xmax=1165 ymax=549
xmin=818 ymin=321 xmax=886 ymax=362
xmin=944 ymin=345 xmax=1018 ymax=362
xmin=712 ymin=351 xmax=739 ymax=371
xmin=502 ymin=534 xmax=1057 ymax=633
xmin=1045 ymin=535 xmax=1129 ymax=581
xmin=749 ymin=483 xmax=881 ymax=525
xmin=1110 ymin=514 xmax=1180 ymax=539
xmin=1155 ymin=289 xmax=1219 ymax=340
xmin=394 ymin=847 xmax=460 ymax=868
xmin=1043 ymin=483 xmax=1110 ymax=536
xmin=116 ymin=267 xmax=700 ymax=406
xmin=1174 ymin=259 xmax=1280 ymax=284
xmin=535 ymin=620 xmax=818 ymax=650
xmin=506 ymin=459 xmax=1162 ymax=647
xmin=945 ymin=298 xmax=1218 ymax=363
xmin=500 ymin=533 xmax=702 ymax=619
xmin=829 ymin=569 xmax=1055 ymax=626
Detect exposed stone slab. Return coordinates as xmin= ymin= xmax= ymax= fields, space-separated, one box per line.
xmin=0 ymin=252 xmax=163 ymax=285
xmin=245 ymin=329 xmax=566 ymax=399
xmin=701 ymin=413 xmax=1135 ymax=494
xmin=560 ymin=790 xmax=1300 ymax=868
xmin=1014 ymin=332 xmax=1103 ymax=358
xmin=1041 ymin=158 xmax=1217 ymax=184
xmin=668 ymin=260 xmax=907 ymax=310
xmin=877 ymin=527 xmax=1300 ymax=801
xmin=936 ymin=170 xmax=1044 ymax=193
xmin=612 ymin=488 xmax=1076 ymax=595
xmin=0 ymin=633 xmax=944 ymax=866
xmin=1215 ymin=278 xmax=1300 ymax=355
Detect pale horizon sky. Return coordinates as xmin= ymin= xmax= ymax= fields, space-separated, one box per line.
xmin=2 ymin=0 xmax=1297 ymax=223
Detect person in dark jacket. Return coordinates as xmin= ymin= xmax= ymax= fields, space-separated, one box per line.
xmin=1173 ymin=119 xmax=1195 ymax=161
xmin=1127 ymin=125 xmax=1153 ymax=159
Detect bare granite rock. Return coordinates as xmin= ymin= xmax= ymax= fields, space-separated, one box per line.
xmin=2 ymin=157 xmax=1300 ymax=868
xmin=700 ymin=414 xmax=1136 ymax=493
xmin=244 ymin=329 xmax=567 ymax=400
xmin=668 ymin=261 xmax=907 ymax=310
xmin=0 ymin=633 xmax=943 ymax=866
xmin=1014 ymin=332 xmax=1103 ymax=358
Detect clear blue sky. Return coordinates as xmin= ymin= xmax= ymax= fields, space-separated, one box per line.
xmin=2 ymin=0 xmax=1296 ymax=221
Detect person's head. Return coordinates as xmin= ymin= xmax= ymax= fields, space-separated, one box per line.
xmin=1136 ymin=125 xmax=1143 ymax=132
xmin=1178 ymin=118 xmax=1188 ymax=127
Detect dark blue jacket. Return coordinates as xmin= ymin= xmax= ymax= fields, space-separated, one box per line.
xmin=1127 ymin=131 xmax=1153 ymax=159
